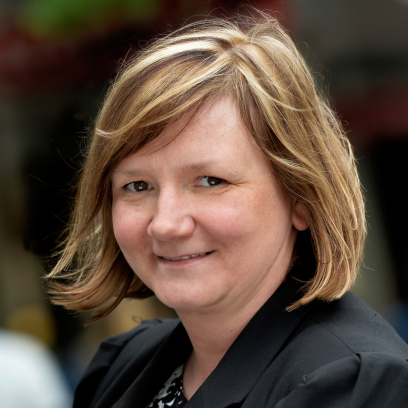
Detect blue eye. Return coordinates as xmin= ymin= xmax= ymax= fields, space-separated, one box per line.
xmin=198 ymin=176 xmax=224 ymax=187
xmin=125 ymin=181 xmax=153 ymax=192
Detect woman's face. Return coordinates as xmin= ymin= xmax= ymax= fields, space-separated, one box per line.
xmin=112 ymin=97 xmax=308 ymax=314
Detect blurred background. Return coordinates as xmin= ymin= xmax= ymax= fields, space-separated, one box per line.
xmin=0 ymin=0 xmax=407 ymax=404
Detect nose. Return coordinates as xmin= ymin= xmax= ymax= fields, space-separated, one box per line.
xmin=147 ymin=189 xmax=195 ymax=241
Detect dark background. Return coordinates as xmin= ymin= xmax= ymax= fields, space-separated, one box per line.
xmin=0 ymin=0 xmax=407 ymax=393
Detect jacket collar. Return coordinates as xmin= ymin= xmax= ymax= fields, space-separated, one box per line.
xmin=189 ymin=274 xmax=317 ymax=408
xmin=111 ymin=322 xmax=191 ymax=408
xmin=113 ymin=265 xmax=318 ymax=408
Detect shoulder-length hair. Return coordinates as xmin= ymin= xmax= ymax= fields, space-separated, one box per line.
xmin=47 ymin=12 xmax=366 ymax=321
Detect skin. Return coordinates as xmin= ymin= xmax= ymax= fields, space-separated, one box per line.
xmin=111 ymin=97 xmax=308 ymax=399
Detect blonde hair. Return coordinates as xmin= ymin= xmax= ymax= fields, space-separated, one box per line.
xmin=47 ymin=12 xmax=366 ymax=320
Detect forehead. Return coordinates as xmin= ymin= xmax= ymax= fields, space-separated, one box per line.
xmin=113 ymin=97 xmax=269 ymax=175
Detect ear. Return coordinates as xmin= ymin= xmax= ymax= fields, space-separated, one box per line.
xmin=292 ymin=200 xmax=309 ymax=231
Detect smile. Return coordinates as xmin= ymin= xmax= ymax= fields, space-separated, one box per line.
xmin=161 ymin=252 xmax=213 ymax=261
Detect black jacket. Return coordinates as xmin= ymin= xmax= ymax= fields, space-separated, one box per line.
xmin=74 ymin=275 xmax=408 ymax=408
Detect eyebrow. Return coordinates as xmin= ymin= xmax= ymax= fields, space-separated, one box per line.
xmin=112 ymin=161 xmax=221 ymax=179
xmin=179 ymin=161 xmax=220 ymax=172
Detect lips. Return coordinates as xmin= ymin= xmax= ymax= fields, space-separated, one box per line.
xmin=160 ymin=251 xmax=214 ymax=261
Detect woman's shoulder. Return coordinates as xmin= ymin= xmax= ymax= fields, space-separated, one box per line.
xmin=87 ymin=317 xmax=180 ymax=371
xmin=73 ymin=318 xmax=180 ymax=408
xmin=98 ymin=318 xmax=180 ymax=351
xmin=253 ymin=294 xmax=408 ymax=407
xmin=305 ymin=291 xmax=408 ymax=358
xmin=88 ymin=318 xmax=181 ymax=371
xmin=272 ymin=351 xmax=408 ymax=408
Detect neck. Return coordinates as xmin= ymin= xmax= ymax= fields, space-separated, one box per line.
xmin=178 ymin=274 xmax=285 ymax=400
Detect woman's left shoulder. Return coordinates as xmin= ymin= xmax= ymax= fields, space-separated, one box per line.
xmin=272 ymin=292 xmax=408 ymax=407
xmin=308 ymin=291 xmax=408 ymax=358
xmin=273 ymin=352 xmax=408 ymax=408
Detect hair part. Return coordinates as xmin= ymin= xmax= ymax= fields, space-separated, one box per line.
xmin=47 ymin=11 xmax=366 ymax=321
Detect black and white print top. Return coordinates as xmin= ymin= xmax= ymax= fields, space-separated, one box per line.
xmin=147 ymin=365 xmax=188 ymax=408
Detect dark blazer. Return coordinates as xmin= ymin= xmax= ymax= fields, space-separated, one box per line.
xmin=74 ymin=275 xmax=408 ymax=408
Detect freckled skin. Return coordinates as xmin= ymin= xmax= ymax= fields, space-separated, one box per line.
xmin=111 ymin=97 xmax=308 ymax=316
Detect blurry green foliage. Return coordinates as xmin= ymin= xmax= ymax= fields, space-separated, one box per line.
xmin=19 ymin=0 xmax=162 ymax=38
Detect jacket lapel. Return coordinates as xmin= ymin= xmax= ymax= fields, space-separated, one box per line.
xmin=103 ymin=262 xmax=317 ymax=408
xmin=186 ymin=275 xmax=318 ymax=408
xmin=111 ymin=321 xmax=192 ymax=408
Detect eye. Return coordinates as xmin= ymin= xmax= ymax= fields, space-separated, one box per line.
xmin=124 ymin=181 xmax=153 ymax=192
xmin=198 ymin=176 xmax=225 ymax=187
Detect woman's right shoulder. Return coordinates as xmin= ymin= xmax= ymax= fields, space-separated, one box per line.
xmin=99 ymin=318 xmax=180 ymax=352
xmin=88 ymin=317 xmax=180 ymax=373
xmin=73 ymin=318 xmax=180 ymax=408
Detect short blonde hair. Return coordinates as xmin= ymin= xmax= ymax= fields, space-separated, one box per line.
xmin=47 ymin=12 xmax=366 ymax=320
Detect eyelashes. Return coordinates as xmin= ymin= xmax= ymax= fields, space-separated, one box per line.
xmin=198 ymin=176 xmax=224 ymax=187
xmin=124 ymin=176 xmax=225 ymax=192
xmin=124 ymin=181 xmax=153 ymax=192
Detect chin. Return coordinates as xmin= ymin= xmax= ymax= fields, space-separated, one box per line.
xmin=153 ymin=284 xmax=224 ymax=313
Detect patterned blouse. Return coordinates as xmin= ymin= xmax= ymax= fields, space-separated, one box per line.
xmin=147 ymin=365 xmax=188 ymax=408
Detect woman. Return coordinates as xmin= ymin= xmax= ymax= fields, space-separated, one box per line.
xmin=48 ymin=12 xmax=408 ymax=408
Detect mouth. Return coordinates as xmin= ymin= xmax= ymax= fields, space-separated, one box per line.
xmin=159 ymin=251 xmax=214 ymax=261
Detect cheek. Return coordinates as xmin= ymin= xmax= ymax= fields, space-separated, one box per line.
xmin=199 ymin=196 xmax=251 ymax=239
xmin=112 ymin=203 xmax=149 ymax=254
xmin=206 ymin=188 xmax=293 ymax=251
xmin=197 ymin=192 xmax=267 ymax=248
